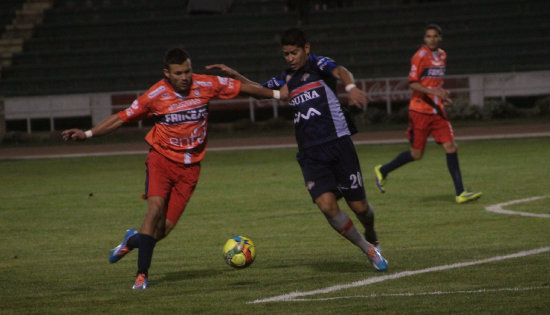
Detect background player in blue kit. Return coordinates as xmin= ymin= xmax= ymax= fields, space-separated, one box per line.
xmin=207 ymin=28 xmax=387 ymax=271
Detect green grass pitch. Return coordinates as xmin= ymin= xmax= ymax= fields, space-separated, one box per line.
xmin=1 ymin=137 xmax=549 ymax=314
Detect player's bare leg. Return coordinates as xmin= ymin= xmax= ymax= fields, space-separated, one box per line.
xmin=162 ymin=219 xmax=176 ymax=239
xmin=315 ymin=192 xmax=387 ymax=271
xmin=410 ymin=148 xmax=424 ymax=160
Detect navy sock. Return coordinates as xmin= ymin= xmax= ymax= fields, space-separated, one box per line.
xmin=380 ymin=150 xmax=415 ymax=177
xmin=446 ymin=152 xmax=464 ymax=196
xmin=137 ymin=234 xmax=157 ymax=276
xmin=126 ymin=233 xmax=140 ymax=249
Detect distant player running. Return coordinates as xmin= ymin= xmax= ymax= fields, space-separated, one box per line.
xmin=62 ymin=48 xmax=283 ymax=289
xmin=374 ymin=24 xmax=482 ymax=203
xmin=207 ymin=28 xmax=387 ymax=271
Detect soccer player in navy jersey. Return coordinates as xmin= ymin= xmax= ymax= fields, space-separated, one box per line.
xmin=207 ymin=28 xmax=387 ymax=271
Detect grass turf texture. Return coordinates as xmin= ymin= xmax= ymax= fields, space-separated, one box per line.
xmin=0 ymin=137 xmax=548 ymax=314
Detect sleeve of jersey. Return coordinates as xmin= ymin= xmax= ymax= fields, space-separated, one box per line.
xmin=314 ymin=56 xmax=340 ymax=75
xmin=261 ymin=72 xmax=286 ymax=90
xmin=408 ymin=53 xmax=423 ymax=82
xmin=213 ymin=76 xmax=242 ymax=99
xmin=117 ymin=94 xmax=151 ymax=123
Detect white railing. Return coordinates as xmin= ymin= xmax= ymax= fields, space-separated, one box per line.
xmin=3 ymin=70 xmax=550 ymax=133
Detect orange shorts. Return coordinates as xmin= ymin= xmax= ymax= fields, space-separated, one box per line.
xmin=144 ymin=149 xmax=201 ymax=224
xmin=407 ymin=110 xmax=454 ymax=150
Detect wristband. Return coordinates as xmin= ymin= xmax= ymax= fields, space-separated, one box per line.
xmin=273 ymin=90 xmax=281 ymax=99
xmin=84 ymin=130 xmax=93 ymax=138
xmin=345 ymin=83 xmax=357 ymax=92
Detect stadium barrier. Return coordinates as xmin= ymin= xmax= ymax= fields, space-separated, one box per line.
xmin=4 ymin=70 xmax=550 ymax=133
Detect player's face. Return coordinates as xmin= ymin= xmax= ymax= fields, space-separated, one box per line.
xmin=424 ymin=29 xmax=442 ymax=51
xmin=164 ymin=59 xmax=193 ymax=93
xmin=282 ymin=43 xmax=310 ymax=71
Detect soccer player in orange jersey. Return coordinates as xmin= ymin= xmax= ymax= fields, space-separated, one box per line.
xmin=374 ymin=24 xmax=482 ymax=204
xmin=62 ymin=48 xmax=283 ymax=289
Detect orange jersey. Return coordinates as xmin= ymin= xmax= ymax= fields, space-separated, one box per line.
xmin=117 ymin=74 xmax=241 ymax=164
xmin=408 ymin=45 xmax=447 ymax=114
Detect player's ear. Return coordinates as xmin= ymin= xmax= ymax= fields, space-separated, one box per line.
xmin=304 ymin=42 xmax=311 ymax=55
xmin=163 ymin=68 xmax=170 ymax=78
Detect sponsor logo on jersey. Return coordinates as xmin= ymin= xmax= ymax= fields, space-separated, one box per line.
xmin=131 ymin=100 xmax=139 ymax=110
xmin=306 ymin=181 xmax=315 ymax=190
xmin=194 ymin=81 xmax=213 ymax=86
xmin=159 ymin=105 xmax=208 ymax=125
xmin=168 ymin=120 xmax=207 ymax=148
xmin=192 ymin=88 xmax=200 ymax=97
xmin=148 ymin=86 xmax=166 ymax=99
xmin=264 ymin=78 xmax=283 ymax=89
xmin=217 ymin=76 xmax=234 ymax=89
xmin=289 ymin=89 xmax=321 ymax=106
xmin=160 ymin=93 xmax=171 ymax=100
xmin=294 ymin=107 xmax=321 ymax=123
xmin=168 ymin=98 xmax=203 ymax=111
xmin=301 ymin=73 xmax=310 ymax=82
xmin=125 ymin=108 xmax=134 ymax=117
xmin=422 ymin=67 xmax=445 ymax=78
xmin=217 ymin=76 xmax=228 ymax=85
xmin=316 ymin=56 xmax=336 ymax=71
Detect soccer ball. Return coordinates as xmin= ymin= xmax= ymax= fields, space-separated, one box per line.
xmin=222 ymin=235 xmax=256 ymax=269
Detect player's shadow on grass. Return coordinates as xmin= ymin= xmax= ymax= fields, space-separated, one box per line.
xmin=158 ymin=268 xmax=222 ymax=283
xmin=158 ymin=269 xmax=261 ymax=286
xmin=308 ymin=260 xmax=368 ymax=273
xmin=419 ymin=193 xmax=455 ymax=203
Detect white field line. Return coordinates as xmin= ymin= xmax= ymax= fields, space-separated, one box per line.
xmin=289 ymin=286 xmax=550 ymax=302
xmin=2 ymin=132 xmax=550 ymax=160
xmin=248 ymin=247 xmax=550 ymax=304
xmin=485 ymin=196 xmax=550 ymax=218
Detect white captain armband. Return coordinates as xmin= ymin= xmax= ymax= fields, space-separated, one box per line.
xmin=273 ymin=90 xmax=281 ymax=99
xmin=84 ymin=130 xmax=93 ymax=138
xmin=345 ymin=83 xmax=357 ymax=92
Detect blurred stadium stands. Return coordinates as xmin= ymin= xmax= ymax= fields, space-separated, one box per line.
xmin=0 ymin=0 xmax=549 ymax=97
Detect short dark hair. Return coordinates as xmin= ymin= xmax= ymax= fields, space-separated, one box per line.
xmin=164 ymin=47 xmax=190 ymax=69
xmin=281 ymin=28 xmax=308 ymax=47
xmin=425 ymin=24 xmax=442 ymax=35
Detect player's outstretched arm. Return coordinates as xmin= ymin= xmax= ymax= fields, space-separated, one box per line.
xmin=206 ymin=64 xmax=288 ymax=100
xmin=61 ymin=113 xmax=125 ymax=141
xmin=205 ymin=64 xmax=261 ymax=87
xmin=240 ymin=82 xmax=289 ymax=100
xmin=332 ymin=66 xmax=368 ymax=108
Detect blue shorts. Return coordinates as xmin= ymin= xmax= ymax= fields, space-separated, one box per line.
xmin=296 ymin=136 xmax=366 ymax=203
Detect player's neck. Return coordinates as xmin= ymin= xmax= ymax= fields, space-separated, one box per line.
xmin=424 ymin=44 xmax=439 ymax=52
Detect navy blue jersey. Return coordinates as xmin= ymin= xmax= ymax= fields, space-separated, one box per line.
xmin=262 ymin=55 xmax=351 ymax=149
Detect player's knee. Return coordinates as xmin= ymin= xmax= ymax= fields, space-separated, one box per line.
xmin=318 ymin=204 xmax=339 ymax=218
xmin=163 ymin=220 xmax=176 ymax=238
xmin=348 ymin=199 xmax=368 ymax=214
xmin=315 ymin=195 xmax=339 ymax=218
xmin=443 ymin=142 xmax=457 ymax=153
xmin=410 ymin=149 xmax=423 ymax=160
